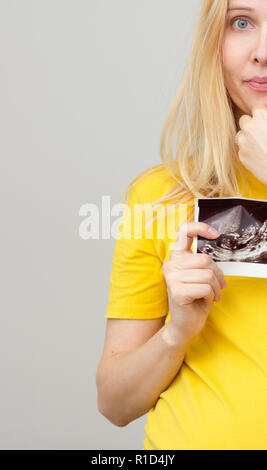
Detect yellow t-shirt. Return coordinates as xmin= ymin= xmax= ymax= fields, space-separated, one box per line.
xmin=104 ymin=164 xmax=267 ymax=450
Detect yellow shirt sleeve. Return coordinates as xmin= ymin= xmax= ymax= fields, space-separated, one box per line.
xmin=104 ymin=180 xmax=169 ymax=320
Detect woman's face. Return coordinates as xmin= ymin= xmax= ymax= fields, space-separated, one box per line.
xmin=222 ymin=0 xmax=267 ymax=121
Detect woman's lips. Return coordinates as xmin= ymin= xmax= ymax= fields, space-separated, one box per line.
xmin=246 ymin=80 xmax=267 ymax=91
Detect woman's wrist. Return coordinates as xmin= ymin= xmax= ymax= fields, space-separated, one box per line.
xmin=162 ymin=322 xmax=192 ymax=349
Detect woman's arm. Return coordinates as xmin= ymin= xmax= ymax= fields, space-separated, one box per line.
xmin=96 ymin=318 xmax=190 ymax=427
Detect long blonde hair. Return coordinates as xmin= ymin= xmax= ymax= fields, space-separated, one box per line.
xmin=120 ymin=0 xmax=247 ymax=224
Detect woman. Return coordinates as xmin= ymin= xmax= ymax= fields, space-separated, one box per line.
xmin=96 ymin=0 xmax=267 ymax=450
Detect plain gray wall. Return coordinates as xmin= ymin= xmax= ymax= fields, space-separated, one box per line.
xmin=0 ymin=0 xmax=200 ymax=450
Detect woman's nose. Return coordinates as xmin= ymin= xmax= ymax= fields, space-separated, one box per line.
xmin=252 ymin=26 xmax=267 ymax=65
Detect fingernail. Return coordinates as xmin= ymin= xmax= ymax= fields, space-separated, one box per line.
xmin=222 ymin=279 xmax=227 ymax=288
xmin=208 ymin=227 xmax=219 ymax=236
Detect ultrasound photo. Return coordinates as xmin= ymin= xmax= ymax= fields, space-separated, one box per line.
xmin=193 ymin=197 xmax=267 ymax=278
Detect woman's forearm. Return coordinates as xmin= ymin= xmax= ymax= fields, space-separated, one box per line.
xmin=96 ymin=322 xmax=191 ymax=426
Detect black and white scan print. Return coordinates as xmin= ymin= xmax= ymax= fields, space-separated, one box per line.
xmin=193 ymin=197 xmax=267 ymax=278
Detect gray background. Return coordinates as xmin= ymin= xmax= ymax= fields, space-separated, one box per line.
xmin=0 ymin=0 xmax=200 ymax=450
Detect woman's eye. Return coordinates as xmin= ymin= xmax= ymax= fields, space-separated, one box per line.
xmin=231 ymin=17 xmax=252 ymax=30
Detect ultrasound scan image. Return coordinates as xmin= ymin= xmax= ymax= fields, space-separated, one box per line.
xmin=196 ymin=199 xmax=267 ymax=264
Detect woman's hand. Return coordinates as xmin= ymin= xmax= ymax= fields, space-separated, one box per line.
xmin=162 ymin=222 xmax=227 ymax=345
xmin=237 ymin=104 xmax=267 ymax=185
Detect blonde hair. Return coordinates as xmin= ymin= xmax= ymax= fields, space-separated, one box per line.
xmin=119 ymin=0 xmax=248 ymax=225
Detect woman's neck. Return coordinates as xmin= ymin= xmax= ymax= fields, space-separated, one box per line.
xmin=233 ymin=106 xmax=244 ymax=131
